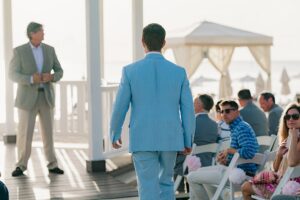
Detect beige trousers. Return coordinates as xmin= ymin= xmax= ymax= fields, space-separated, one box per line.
xmin=16 ymin=91 xmax=58 ymax=171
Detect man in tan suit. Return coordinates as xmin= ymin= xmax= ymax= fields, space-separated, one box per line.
xmin=9 ymin=22 xmax=64 ymax=176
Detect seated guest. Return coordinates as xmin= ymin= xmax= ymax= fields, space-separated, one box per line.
xmin=174 ymin=94 xmax=218 ymax=192
xmin=187 ymin=100 xmax=259 ymax=200
xmin=242 ymin=103 xmax=300 ymax=200
xmin=271 ymin=194 xmax=300 ymax=200
xmin=259 ymin=92 xmax=283 ymax=136
xmin=238 ymin=89 xmax=268 ymax=137
xmin=215 ymin=99 xmax=231 ymax=141
xmin=0 ymin=172 xmax=9 ymax=200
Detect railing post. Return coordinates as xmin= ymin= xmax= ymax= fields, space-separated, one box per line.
xmin=2 ymin=0 xmax=16 ymax=143
xmin=85 ymin=0 xmax=106 ymax=172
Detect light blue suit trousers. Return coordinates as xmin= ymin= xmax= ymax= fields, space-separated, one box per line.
xmin=132 ymin=151 xmax=177 ymax=200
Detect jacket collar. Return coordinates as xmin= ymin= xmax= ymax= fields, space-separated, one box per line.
xmin=145 ymin=52 xmax=164 ymax=60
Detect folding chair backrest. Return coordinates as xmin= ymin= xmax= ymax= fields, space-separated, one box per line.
xmin=272 ymin=165 xmax=300 ymax=197
xmin=257 ymin=135 xmax=277 ymax=153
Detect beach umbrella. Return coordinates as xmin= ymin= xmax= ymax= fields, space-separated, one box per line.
xmin=255 ymin=73 xmax=265 ymax=96
xmin=191 ymin=75 xmax=217 ymax=86
xmin=292 ymin=73 xmax=300 ymax=79
xmin=280 ymin=68 xmax=291 ymax=95
xmin=236 ymin=75 xmax=256 ymax=83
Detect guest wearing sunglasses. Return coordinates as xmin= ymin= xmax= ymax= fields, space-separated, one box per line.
xmin=242 ymin=103 xmax=300 ymax=200
xmin=187 ymin=100 xmax=258 ymax=200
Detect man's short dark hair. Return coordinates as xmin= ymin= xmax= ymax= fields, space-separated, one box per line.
xmin=27 ymin=22 xmax=43 ymax=39
xmin=260 ymin=92 xmax=275 ymax=103
xmin=142 ymin=23 xmax=165 ymax=51
xmin=215 ymin=99 xmax=224 ymax=113
xmin=199 ymin=94 xmax=214 ymax=112
xmin=220 ymin=100 xmax=239 ymax=110
xmin=238 ymin=89 xmax=252 ymax=100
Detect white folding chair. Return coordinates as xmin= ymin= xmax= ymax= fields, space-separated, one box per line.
xmin=174 ymin=142 xmax=219 ymax=198
xmin=256 ymin=135 xmax=277 ymax=153
xmin=212 ymin=152 xmax=267 ymax=200
xmin=252 ymin=165 xmax=300 ymax=200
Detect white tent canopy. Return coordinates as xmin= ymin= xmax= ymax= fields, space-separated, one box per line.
xmin=165 ymin=21 xmax=273 ymax=98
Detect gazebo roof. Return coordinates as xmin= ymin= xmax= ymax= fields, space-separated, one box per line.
xmin=166 ymin=21 xmax=273 ymax=46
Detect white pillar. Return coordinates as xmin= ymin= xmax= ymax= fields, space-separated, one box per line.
xmin=85 ymin=0 xmax=105 ymax=172
xmin=132 ymin=0 xmax=144 ymax=61
xmin=2 ymin=0 xmax=16 ymax=143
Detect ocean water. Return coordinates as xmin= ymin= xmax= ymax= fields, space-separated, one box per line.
xmin=189 ymin=60 xmax=300 ymax=101
xmin=1 ymin=59 xmax=299 ymax=122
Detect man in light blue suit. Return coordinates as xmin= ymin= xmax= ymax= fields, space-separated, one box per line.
xmin=110 ymin=23 xmax=195 ymax=200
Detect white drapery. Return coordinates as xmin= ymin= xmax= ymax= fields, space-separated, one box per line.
xmin=172 ymin=46 xmax=205 ymax=78
xmin=248 ymin=46 xmax=271 ymax=90
xmin=207 ymin=46 xmax=235 ymax=98
xmin=165 ymin=21 xmax=273 ymax=99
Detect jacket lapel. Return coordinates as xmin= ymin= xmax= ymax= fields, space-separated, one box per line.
xmin=25 ymin=43 xmax=38 ymax=72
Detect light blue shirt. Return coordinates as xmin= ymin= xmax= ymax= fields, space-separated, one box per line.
xmin=30 ymin=42 xmax=44 ymax=86
xmin=30 ymin=42 xmax=44 ymax=73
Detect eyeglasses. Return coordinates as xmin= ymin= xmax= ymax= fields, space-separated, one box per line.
xmin=284 ymin=113 xmax=300 ymax=121
xmin=220 ymin=108 xmax=236 ymax=114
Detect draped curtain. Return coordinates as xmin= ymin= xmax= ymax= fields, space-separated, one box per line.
xmin=248 ymin=46 xmax=271 ymax=90
xmin=172 ymin=46 xmax=205 ymax=78
xmin=207 ymin=46 xmax=235 ymax=98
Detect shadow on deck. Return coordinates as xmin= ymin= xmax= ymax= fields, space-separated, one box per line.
xmin=0 ymin=138 xmax=138 ymax=200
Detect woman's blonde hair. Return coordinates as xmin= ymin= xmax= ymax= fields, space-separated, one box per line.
xmin=278 ymin=102 xmax=300 ymax=144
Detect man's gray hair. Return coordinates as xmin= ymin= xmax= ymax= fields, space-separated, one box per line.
xmin=27 ymin=22 xmax=43 ymax=39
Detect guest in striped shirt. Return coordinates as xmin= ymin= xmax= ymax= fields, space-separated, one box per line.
xmin=187 ymin=100 xmax=259 ymax=200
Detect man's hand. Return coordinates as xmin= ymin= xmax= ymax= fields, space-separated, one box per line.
xmin=42 ymin=73 xmax=54 ymax=83
xmin=182 ymin=147 xmax=192 ymax=155
xmin=217 ymin=150 xmax=228 ymax=165
xmin=112 ymin=139 xmax=122 ymax=149
xmin=33 ymin=73 xmax=42 ymax=83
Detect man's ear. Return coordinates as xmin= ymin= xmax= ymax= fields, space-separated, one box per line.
xmin=162 ymin=40 xmax=166 ymax=48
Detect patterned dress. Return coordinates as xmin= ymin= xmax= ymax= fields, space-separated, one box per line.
xmin=251 ymin=135 xmax=300 ymax=198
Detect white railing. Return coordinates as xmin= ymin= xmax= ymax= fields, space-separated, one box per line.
xmin=54 ymin=81 xmax=88 ymax=135
xmin=54 ymin=81 xmax=130 ymax=157
xmin=1 ymin=81 xmax=130 ymax=158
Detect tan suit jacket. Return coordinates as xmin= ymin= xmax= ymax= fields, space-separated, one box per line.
xmin=9 ymin=42 xmax=63 ymax=110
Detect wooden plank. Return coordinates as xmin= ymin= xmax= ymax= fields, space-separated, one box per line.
xmin=0 ymin=142 xmax=137 ymax=200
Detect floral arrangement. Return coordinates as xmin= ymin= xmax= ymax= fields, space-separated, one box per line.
xmin=186 ymin=155 xmax=201 ymax=172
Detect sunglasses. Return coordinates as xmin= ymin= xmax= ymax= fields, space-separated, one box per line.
xmin=284 ymin=113 xmax=300 ymax=121
xmin=220 ymin=108 xmax=236 ymax=114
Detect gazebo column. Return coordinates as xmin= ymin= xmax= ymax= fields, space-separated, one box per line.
xmin=2 ymin=0 xmax=16 ymax=143
xmin=85 ymin=0 xmax=105 ymax=172
xmin=132 ymin=0 xmax=144 ymax=61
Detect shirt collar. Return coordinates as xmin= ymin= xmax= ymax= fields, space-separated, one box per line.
xmin=229 ymin=116 xmax=242 ymax=129
xmin=29 ymin=42 xmax=42 ymax=49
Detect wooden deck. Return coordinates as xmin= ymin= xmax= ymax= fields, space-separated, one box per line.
xmin=0 ymin=137 xmax=138 ymax=200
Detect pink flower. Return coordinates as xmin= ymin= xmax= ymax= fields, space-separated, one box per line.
xmin=282 ymin=181 xmax=300 ymax=195
xmin=186 ymin=155 xmax=201 ymax=172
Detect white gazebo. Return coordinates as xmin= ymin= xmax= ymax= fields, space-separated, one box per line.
xmin=165 ymin=21 xmax=273 ymax=98
xmin=1 ymin=0 xmax=144 ymax=172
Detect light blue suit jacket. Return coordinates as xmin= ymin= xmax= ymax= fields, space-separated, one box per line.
xmin=110 ymin=53 xmax=195 ymax=152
